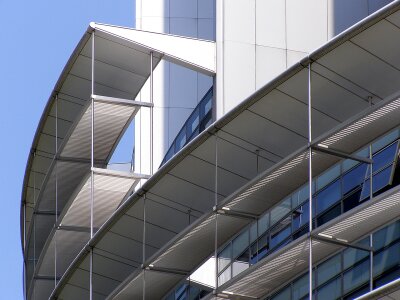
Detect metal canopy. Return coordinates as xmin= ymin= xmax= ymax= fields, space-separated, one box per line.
xmin=208 ymin=185 xmax=400 ymax=300
xmin=28 ymin=169 xmax=147 ymax=300
xmin=48 ymin=2 xmax=400 ymax=299
xmin=22 ymin=22 xmax=217 ymax=299
xmin=355 ymin=278 xmax=400 ymax=300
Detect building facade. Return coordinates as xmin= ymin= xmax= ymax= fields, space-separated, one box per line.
xmin=21 ymin=0 xmax=400 ymax=299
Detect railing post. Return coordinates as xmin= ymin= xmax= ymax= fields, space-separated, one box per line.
xmin=308 ymin=63 xmax=313 ymax=300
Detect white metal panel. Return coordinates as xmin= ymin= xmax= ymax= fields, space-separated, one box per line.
xmin=256 ymin=0 xmax=286 ymax=49
xmin=224 ymin=0 xmax=255 ymax=44
xmin=286 ymin=0 xmax=328 ymax=52
xmin=93 ymin=23 xmax=216 ymax=74
xmin=256 ymin=46 xmax=287 ymax=89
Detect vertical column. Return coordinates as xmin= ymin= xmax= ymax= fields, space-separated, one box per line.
xmin=54 ymin=93 xmax=59 ymax=288
xmin=142 ymin=194 xmax=147 ymax=300
xmin=214 ymin=134 xmax=219 ymax=295
xmin=23 ymin=202 xmax=26 ymax=300
xmin=369 ymin=96 xmax=374 ymax=291
xmin=33 ymin=152 xmax=37 ymax=300
xmin=308 ymin=63 xmax=313 ymax=300
xmin=90 ymin=31 xmax=95 ymax=300
xmin=150 ymin=52 xmax=154 ymax=176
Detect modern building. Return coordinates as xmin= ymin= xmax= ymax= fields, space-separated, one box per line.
xmin=21 ymin=0 xmax=400 ymax=299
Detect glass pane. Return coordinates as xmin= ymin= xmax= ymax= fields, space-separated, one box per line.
xmin=257 ymin=232 xmax=269 ymax=261
xmin=258 ymin=212 xmax=270 ymax=236
xmin=271 ymin=286 xmax=291 ymax=300
xmin=293 ymin=274 xmax=309 ymax=300
xmin=343 ymin=238 xmax=369 ymax=270
xmin=250 ymin=241 xmax=258 ymax=265
xmin=372 ymin=130 xmax=400 ymax=153
xmin=317 ymin=277 xmax=341 ymax=300
xmin=271 ymin=197 xmax=291 ymax=226
xmin=343 ymin=163 xmax=367 ymax=196
xmin=373 ymin=221 xmax=400 ymax=251
xmin=218 ymin=244 xmax=231 ymax=273
xmin=317 ymin=165 xmax=340 ymax=192
xmin=317 ymin=254 xmax=341 ymax=286
xmin=360 ymin=166 xmax=393 ymax=200
xmin=186 ymin=108 xmax=199 ymax=137
xmin=232 ymin=251 xmax=249 ymax=277
xmin=201 ymin=93 xmax=212 ymax=116
xmin=373 ymin=241 xmax=400 ymax=277
xmin=317 ymin=204 xmax=341 ymax=227
xmin=270 ymin=223 xmax=291 ymax=249
xmin=372 ymin=142 xmax=398 ymax=173
xmin=218 ymin=265 xmax=231 ymax=286
xmin=176 ymin=283 xmax=188 ymax=300
xmin=232 ymin=230 xmax=249 ymax=259
xmin=293 ymin=202 xmax=309 ymax=232
xmin=343 ymin=259 xmax=370 ymax=294
xmin=175 ymin=128 xmax=186 ymax=152
xmin=343 ymin=189 xmax=362 ymax=212
xmin=316 ymin=180 xmax=341 ymax=215
xmin=293 ymin=185 xmax=311 ymax=208
xmin=250 ymin=222 xmax=258 ymax=243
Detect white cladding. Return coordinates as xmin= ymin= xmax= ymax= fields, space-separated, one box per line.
xmin=216 ymin=0 xmax=393 ymax=117
xmin=134 ymin=0 xmax=215 ymax=176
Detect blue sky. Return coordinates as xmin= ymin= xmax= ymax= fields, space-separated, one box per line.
xmin=0 ymin=1 xmax=135 ymax=298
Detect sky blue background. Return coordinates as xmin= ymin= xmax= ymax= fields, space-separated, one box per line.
xmin=0 ymin=1 xmax=135 ymax=298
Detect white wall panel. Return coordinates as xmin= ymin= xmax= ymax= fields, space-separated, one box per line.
xmin=224 ymin=0 xmax=255 ymax=44
xmin=256 ymin=46 xmax=286 ymax=89
xmin=140 ymin=17 xmax=169 ymax=33
xmin=256 ymin=0 xmax=286 ymax=49
xmin=224 ymin=41 xmax=255 ymax=112
xmin=286 ymin=0 xmax=328 ymax=52
xmin=141 ymin=0 xmax=169 ymax=17
xmin=287 ymin=50 xmax=308 ymax=68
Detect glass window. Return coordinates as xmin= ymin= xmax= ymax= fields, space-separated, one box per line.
xmin=343 ymin=163 xmax=367 ymax=196
xmin=201 ymin=93 xmax=212 ymax=116
xmin=218 ymin=265 xmax=231 ymax=286
xmin=343 ymin=238 xmax=369 ymax=270
xmin=271 ymin=197 xmax=291 ymax=226
xmin=293 ymin=185 xmax=311 ymax=208
xmin=293 ymin=274 xmax=309 ymax=300
xmin=164 ymin=146 xmax=175 ymax=164
xmin=317 ymin=165 xmax=340 ymax=192
xmin=373 ymin=241 xmax=400 ymax=278
xmin=317 ymin=204 xmax=341 ymax=227
xmin=343 ymin=259 xmax=370 ymax=294
xmin=250 ymin=222 xmax=258 ymax=243
xmin=360 ymin=166 xmax=394 ymax=200
xmin=371 ymin=142 xmax=398 ymax=173
xmin=257 ymin=232 xmax=269 ymax=261
xmin=270 ymin=223 xmax=291 ymax=249
xmin=293 ymin=202 xmax=309 ymax=232
xmin=232 ymin=230 xmax=249 ymax=259
xmin=176 ymin=283 xmax=188 ymax=300
xmin=373 ymin=220 xmax=400 ymax=250
xmin=374 ymin=265 xmax=400 ymax=288
xmin=315 ymin=180 xmax=341 ymax=215
xmin=317 ymin=277 xmax=341 ymax=300
xmin=175 ymin=128 xmax=186 ymax=152
xmin=232 ymin=251 xmax=249 ymax=277
xmin=317 ymin=254 xmax=341 ymax=286
xmin=372 ymin=129 xmax=400 ymax=153
xmin=343 ymin=164 xmax=367 ymax=195
xmin=218 ymin=244 xmax=231 ymax=274
xmin=343 ymin=189 xmax=362 ymax=212
xmin=271 ymin=285 xmax=291 ymax=300
xmin=250 ymin=241 xmax=258 ymax=265
xmin=186 ymin=108 xmax=199 ymax=138
xmin=258 ymin=212 xmax=270 ymax=236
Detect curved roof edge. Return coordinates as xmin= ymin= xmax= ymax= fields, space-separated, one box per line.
xmin=50 ymin=1 xmax=400 ymax=297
